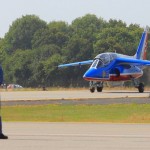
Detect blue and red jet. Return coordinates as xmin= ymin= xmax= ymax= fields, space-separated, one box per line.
xmin=58 ymin=26 xmax=149 ymax=93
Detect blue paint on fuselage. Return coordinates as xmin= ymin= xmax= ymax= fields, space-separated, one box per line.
xmin=83 ymin=58 xmax=115 ymax=79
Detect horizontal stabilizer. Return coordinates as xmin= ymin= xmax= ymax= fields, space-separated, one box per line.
xmin=58 ymin=60 xmax=93 ymax=68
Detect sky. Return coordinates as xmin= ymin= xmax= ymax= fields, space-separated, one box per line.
xmin=0 ymin=0 xmax=150 ymax=38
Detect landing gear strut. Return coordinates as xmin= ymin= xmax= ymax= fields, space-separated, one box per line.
xmin=131 ymin=78 xmax=144 ymax=93
xmin=89 ymin=81 xmax=103 ymax=93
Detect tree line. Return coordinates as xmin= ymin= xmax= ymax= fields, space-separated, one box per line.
xmin=0 ymin=14 xmax=149 ymax=87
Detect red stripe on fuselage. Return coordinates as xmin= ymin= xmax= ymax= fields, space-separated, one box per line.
xmin=83 ymin=73 xmax=142 ymax=81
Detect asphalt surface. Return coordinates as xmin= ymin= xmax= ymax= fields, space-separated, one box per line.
xmin=1 ymin=90 xmax=150 ymax=106
xmin=1 ymin=122 xmax=150 ymax=150
xmin=1 ymin=97 xmax=150 ymax=106
xmin=1 ymin=90 xmax=150 ymax=101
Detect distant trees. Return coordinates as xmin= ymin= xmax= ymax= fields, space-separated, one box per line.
xmin=0 ymin=14 xmax=149 ymax=87
xmin=3 ymin=15 xmax=47 ymax=54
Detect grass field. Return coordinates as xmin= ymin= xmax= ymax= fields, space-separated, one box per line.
xmin=1 ymin=104 xmax=150 ymax=123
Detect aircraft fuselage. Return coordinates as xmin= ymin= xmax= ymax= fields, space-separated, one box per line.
xmin=83 ymin=52 xmax=143 ymax=82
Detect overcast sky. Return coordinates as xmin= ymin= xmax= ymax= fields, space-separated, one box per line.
xmin=0 ymin=0 xmax=149 ymax=37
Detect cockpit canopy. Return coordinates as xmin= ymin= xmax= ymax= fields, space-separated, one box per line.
xmin=91 ymin=53 xmax=117 ymax=68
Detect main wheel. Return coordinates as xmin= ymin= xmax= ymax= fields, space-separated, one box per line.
xmin=138 ymin=83 xmax=144 ymax=93
xmin=90 ymin=87 xmax=95 ymax=93
xmin=97 ymin=86 xmax=103 ymax=92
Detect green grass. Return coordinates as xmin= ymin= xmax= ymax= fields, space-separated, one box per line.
xmin=1 ymin=104 xmax=150 ymax=123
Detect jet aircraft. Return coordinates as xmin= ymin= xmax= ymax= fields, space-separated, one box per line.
xmin=58 ymin=27 xmax=149 ymax=93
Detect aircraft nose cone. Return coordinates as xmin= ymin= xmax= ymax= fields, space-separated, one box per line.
xmin=83 ymin=68 xmax=96 ymax=81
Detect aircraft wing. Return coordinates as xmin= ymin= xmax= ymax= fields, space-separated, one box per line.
xmin=114 ymin=57 xmax=150 ymax=66
xmin=58 ymin=60 xmax=93 ymax=68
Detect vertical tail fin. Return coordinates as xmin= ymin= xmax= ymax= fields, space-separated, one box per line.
xmin=135 ymin=26 xmax=149 ymax=60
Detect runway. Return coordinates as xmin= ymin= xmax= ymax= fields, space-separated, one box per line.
xmin=1 ymin=90 xmax=150 ymax=101
xmin=1 ymin=90 xmax=150 ymax=106
xmin=1 ymin=122 xmax=150 ymax=150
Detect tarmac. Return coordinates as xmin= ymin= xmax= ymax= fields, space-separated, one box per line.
xmin=1 ymin=90 xmax=150 ymax=106
xmin=1 ymin=90 xmax=150 ymax=101
xmin=1 ymin=122 xmax=150 ymax=150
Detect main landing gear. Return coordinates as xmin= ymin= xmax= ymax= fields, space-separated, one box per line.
xmin=131 ymin=78 xmax=144 ymax=93
xmin=89 ymin=81 xmax=103 ymax=93
xmin=89 ymin=78 xmax=144 ymax=93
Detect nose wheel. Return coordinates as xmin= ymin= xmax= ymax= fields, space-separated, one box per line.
xmin=89 ymin=81 xmax=103 ymax=93
xmin=90 ymin=86 xmax=95 ymax=93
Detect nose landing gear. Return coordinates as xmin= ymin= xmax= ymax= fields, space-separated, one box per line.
xmin=89 ymin=81 xmax=103 ymax=93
